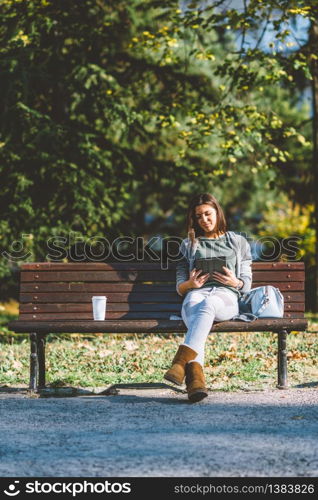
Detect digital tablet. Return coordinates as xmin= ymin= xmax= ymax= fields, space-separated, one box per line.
xmin=195 ymin=257 xmax=227 ymax=278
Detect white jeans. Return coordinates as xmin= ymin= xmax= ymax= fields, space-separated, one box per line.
xmin=181 ymin=287 xmax=239 ymax=366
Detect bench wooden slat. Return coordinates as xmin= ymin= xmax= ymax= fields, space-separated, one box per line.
xmin=20 ymin=283 xmax=176 ymax=293
xmin=283 ymin=303 xmax=305 ymax=311
xmin=258 ymin=282 xmax=304 ymax=291
xmin=19 ymin=311 xmax=304 ymax=320
xmin=22 ymin=263 xmax=170 ymax=271
xmin=19 ymin=291 xmax=304 ymax=304
xmin=20 ymin=292 xmax=182 ymax=303
xmin=19 ymin=292 xmax=305 ymax=307
xmin=20 ymin=262 xmax=305 ymax=271
xmin=20 ymin=271 xmax=176 ymax=282
xmin=19 ymin=281 xmax=305 ymax=292
xmin=19 ymin=312 xmax=181 ymax=320
xmin=8 ymin=318 xmax=308 ymax=333
xmin=19 ymin=301 xmax=305 ymax=314
xmin=20 ymin=303 xmax=181 ymax=313
xmin=280 ymin=292 xmax=304 ymax=301
xmin=20 ymin=270 xmax=305 ymax=283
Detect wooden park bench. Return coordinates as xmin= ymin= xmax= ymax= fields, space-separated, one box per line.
xmin=8 ymin=261 xmax=307 ymax=392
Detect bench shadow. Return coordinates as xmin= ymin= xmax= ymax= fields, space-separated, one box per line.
xmin=82 ymin=394 xmax=198 ymax=405
xmin=0 ymin=386 xmax=30 ymax=394
xmin=37 ymin=382 xmax=185 ymax=399
xmin=294 ymin=381 xmax=318 ymax=388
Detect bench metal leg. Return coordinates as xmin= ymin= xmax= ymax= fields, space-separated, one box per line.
xmin=29 ymin=333 xmax=38 ymax=392
xmin=277 ymin=330 xmax=289 ymax=389
xmin=37 ymin=334 xmax=46 ymax=389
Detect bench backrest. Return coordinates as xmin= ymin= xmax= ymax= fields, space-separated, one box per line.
xmin=18 ymin=262 xmax=305 ymax=321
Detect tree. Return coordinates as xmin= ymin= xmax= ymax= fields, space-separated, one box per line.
xmin=0 ymin=0 xmax=314 ymax=307
xmin=150 ymin=0 xmax=316 ymax=308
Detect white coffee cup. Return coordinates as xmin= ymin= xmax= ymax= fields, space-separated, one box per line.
xmin=92 ymin=296 xmax=107 ymax=320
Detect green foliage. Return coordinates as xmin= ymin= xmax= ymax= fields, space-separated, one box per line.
xmin=259 ymin=194 xmax=315 ymax=264
xmin=0 ymin=0 xmax=315 ymax=295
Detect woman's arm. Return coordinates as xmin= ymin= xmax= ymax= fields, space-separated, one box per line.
xmin=211 ymin=234 xmax=252 ymax=291
xmin=177 ymin=279 xmax=193 ymax=296
xmin=238 ymin=235 xmax=252 ymax=293
xmin=176 ymin=255 xmax=189 ymax=296
xmin=176 ymin=244 xmax=210 ymax=296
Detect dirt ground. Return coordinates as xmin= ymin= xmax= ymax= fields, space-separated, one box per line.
xmin=0 ymin=384 xmax=317 ymax=477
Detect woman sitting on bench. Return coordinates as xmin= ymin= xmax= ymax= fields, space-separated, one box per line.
xmin=164 ymin=192 xmax=252 ymax=402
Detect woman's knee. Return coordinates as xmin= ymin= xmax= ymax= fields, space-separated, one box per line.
xmin=208 ymin=292 xmax=238 ymax=321
xmin=182 ymin=295 xmax=216 ymax=322
xmin=213 ymin=299 xmax=238 ymax=321
xmin=214 ymin=305 xmax=238 ymax=322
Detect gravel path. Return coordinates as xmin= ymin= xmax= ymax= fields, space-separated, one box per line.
xmin=0 ymin=385 xmax=317 ymax=477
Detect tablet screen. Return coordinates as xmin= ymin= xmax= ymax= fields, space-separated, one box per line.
xmin=195 ymin=257 xmax=227 ymax=278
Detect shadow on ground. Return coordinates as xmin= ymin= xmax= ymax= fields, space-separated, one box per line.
xmin=1 ymin=382 xmax=185 ymax=398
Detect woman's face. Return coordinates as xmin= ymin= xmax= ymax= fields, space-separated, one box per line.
xmin=194 ymin=203 xmax=218 ymax=236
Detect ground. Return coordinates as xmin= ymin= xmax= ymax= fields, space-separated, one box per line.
xmin=0 ymin=384 xmax=317 ymax=477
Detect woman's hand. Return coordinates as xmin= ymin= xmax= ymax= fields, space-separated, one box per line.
xmin=188 ymin=268 xmax=210 ymax=289
xmin=212 ymin=266 xmax=242 ymax=289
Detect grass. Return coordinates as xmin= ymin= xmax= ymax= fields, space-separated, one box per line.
xmin=1 ymin=300 xmax=318 ymax=392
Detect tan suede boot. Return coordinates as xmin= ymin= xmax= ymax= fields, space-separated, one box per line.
xmin=164 ymin=344 xmax=197 ymax=386
xmin=185 ymin=361 xmax=208 ymax=402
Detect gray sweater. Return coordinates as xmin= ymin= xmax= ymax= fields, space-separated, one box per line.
xmin=176 ymin=231 xmax=252 ymax=296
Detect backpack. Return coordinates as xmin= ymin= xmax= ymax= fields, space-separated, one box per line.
xmin=233 ymin=285 xmax=284 ymax=322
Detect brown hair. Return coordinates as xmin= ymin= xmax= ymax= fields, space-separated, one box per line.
xmin=186 ymin=193 xmax=227 ymax=245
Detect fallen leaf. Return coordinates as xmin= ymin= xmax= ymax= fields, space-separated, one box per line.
xmin=228 ymin=343 xmax=237 ymax=351
xmin=12 ymin=360 xmax=23 ymax=370
xmin=124 ymin=341 xmax=138 ymax=351
xmin=98 ymin=350 xmax=113 ymax=358
xmin=287 ymin=351 xmax=307 ymax=360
